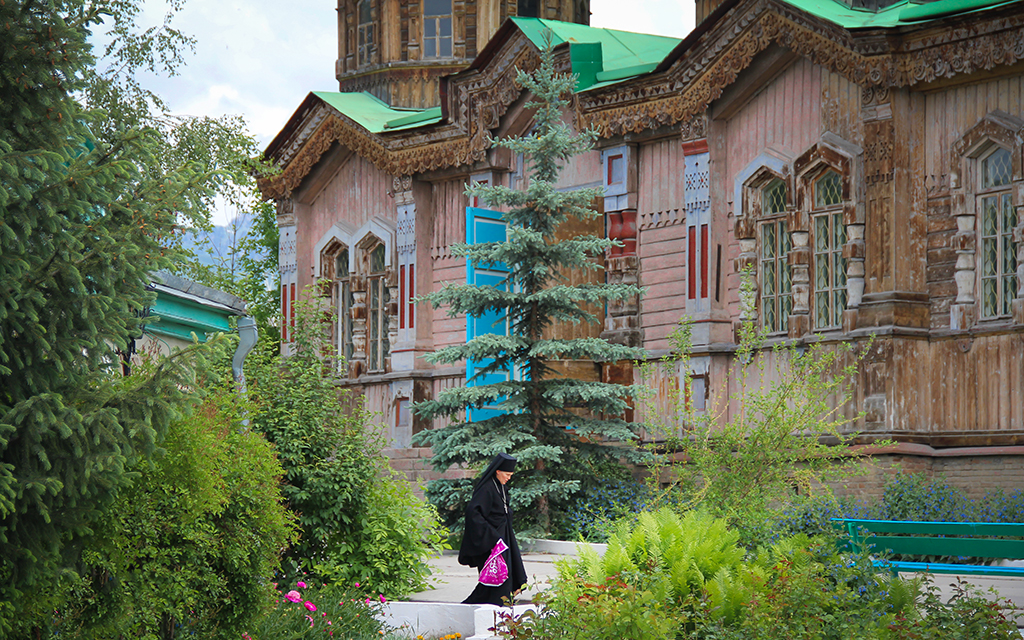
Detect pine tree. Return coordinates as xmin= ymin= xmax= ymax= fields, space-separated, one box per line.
xmin=414 ymin=42 xmax=646 ymax=533
xmin=0 ymin=2 xmax=216 ymax=629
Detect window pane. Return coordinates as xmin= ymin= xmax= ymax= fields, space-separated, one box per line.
xmin=815 ymin=170 xmax=842 ymax=208
xmin=982 ymin=147 xmax=1011 ymax=189
xmin=762 ymin=224 xmax=776 ymax=259
xmin=440 ymin=17 xmax=452 ymax=37
xmin=360 ymin=0 xmax=371 ymax=22
xmin=815 ymin=292 xmax=829 ymax=329
xmin=440 ymin=38 xmax=452 ymax=57
xmin=982 ymin=196 xmax=998 ymax=235
xmin=1004 ymin=276 xmax=1016 ymax=316
xmin=1003 ymin=193 xmax=1016 ymax=231
xmin=371 ymin=244 xmax=386 ymax=272
xmin=424 ymin=40 xmax=436 ymax=58
xmin=982 ymin=278 xmax=998 ymax=317
xmin=982 ymin=238 xmax=998 ymax=276
xmin=814 ymin=216 xmax=828 ymax=252
xmin=762 ymin=179 xmax=786 ymax=215
xmin=425 ymin=20 xmax=436 ymax=37
xmin=424 ymin=0 xmax=450 ymax=16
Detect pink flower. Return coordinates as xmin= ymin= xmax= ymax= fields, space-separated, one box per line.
xmin=355 ymin=582 xmax=360 ymax=588
xmin=304 ymin=601 xmax=317 ymax=612
xmin=379 ymin=594 xmax=387 ymax=604
xmin=297 ymin=581 xmax=307 ymax=588
xmin=365 ymin=598 xmax=371 ymax=604
xmin=306 ymin=615 xmax=314 ymax=627
xmin=285 ymin=590 xmax=302 ymax=603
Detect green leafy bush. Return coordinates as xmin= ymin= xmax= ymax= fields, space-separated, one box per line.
xmin=247 ymin=294 xmax=446 ymax=597
xmin=498 ymin=508 xmax=1019 ymax=640
xmin=247 ymin=579 xmax=393 ymax=640
xmin=45 ymin=386 xmax=296 ymax=639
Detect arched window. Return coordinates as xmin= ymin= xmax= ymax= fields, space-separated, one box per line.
xmin=977 ymin=146 xmax=1017 ymax=319
xmin=811 ymin=169 xmax=847 ymax=330
xmin=366 ymin=242 xmax=390 ymax=372
xmin=357 ymin=0 xmax=374 ymax=67
xmin=759 ymin=178 xmax=791 ymax=334
xmin=950 ymin=111 xmax=1023 ymax=328
xmin=335 ymin=248 xmax=354 ymax=367
xmin=423 ymin=0 xmax=452 ymax=59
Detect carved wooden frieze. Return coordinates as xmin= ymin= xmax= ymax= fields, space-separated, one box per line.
xmin=263 ymin=0 xmax=1024 ymax=200
xmin=576 ymin=0 xmax=1024 ymax=138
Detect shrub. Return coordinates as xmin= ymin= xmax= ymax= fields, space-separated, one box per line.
xmin=247 ymin=579 xmax=393 ymax=640
xmin=247 ymin=293 xmax=447 ymax=597
xmin=498 ymin=509 xmax=1018 ymax=640
xmin=554 ymin=478 xmax=659 ymax=543
xmin=45 ymin=387 xmax=296 ymax=639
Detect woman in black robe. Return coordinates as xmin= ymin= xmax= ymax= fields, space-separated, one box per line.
xmin=459 ymin=453 xmax=528 ymax=606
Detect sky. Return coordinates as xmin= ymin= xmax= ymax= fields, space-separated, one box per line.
xmin=116 ymin=1 xmax=696 ymax=223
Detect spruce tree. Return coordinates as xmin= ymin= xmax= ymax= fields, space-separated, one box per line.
xmin=0 ymin=2 xmax=215 ymax=629
xmin=414 ymin=42 xmax=646 ymax=533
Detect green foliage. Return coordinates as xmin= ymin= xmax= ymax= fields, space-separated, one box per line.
xmin=414 ymin=39 xmax=647 ymax=534
xmin=37 ymin=382 xmax=296 ymax=640
xmin=562 ymin=508 xmax=752 ymax=622
xmin=86 ymin=0 xmax=281 ymax=335
xmin=0 ymin=2 xmax=223 ymax=628
xmin=247 ymin=579 xmax=393 ymax=640
xmin=498 ymin=511 xmax=1018 ymax=640
xmin=247 ymin=293 xmax=446 ymax=597
xmin=641 ymin=314 xmax=886 ymax=532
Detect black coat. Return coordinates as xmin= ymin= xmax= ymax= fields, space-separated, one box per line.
xmin=458 ymin=475 xmax=527 ymax=605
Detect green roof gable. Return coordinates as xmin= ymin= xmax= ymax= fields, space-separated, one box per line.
xmin=509 ymin=17 xmax=681 ymax=90
xmin=313 ymin=91 xmax=443 ymax=133
xmin=778 ymin=0 xmax=1023 ymax=29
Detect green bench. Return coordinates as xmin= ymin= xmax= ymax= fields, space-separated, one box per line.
xmin=833 ymin=518 xmax=1024 ymax=577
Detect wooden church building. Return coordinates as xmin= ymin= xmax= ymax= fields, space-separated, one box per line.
xmin=260 ymin=0 xmax=1024 ymax=495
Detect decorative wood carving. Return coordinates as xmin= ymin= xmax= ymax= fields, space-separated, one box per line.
xmin=263 ymin=0 xmax=1024 ymax=203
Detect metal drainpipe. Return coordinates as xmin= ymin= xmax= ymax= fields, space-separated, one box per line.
xmin=232 ymin=316 xmax=259 ymax=427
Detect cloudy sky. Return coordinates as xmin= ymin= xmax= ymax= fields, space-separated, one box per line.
xmin=114 ymin=1 xmax=695 ymax=222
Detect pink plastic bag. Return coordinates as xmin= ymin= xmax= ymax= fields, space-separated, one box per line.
xmin=479 ymin=538 xmax=509 ymax=586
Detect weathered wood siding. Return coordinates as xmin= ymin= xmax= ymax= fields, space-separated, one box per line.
xmin=885 ymin=335 xmax=1024 ymax=436
xmin=923 ymin=76 xmax=1024 ymax=328
xmin=637 ymin=137 xmax=688 ymax=351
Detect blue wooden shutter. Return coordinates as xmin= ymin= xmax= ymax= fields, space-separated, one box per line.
xmin=466 ymin=207 xmax=511 ymax=421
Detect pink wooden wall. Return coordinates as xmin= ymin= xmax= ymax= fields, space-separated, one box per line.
xmin=637 ymin=137 xmax=688 ymax=351
xmin=296 ymin=154 xmax=393 ymax=291
xmin=717 ymin=58 xmax=826 ymax=322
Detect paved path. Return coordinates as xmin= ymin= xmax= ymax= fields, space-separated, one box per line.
xmin=408 ymin=551 xmax=563 ymax=604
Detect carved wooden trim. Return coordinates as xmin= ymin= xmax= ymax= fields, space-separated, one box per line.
xmin=576 ymin=1 xmax=1024 ymax=138
xmin=264 ymin=0 xmax=1024 ymax=198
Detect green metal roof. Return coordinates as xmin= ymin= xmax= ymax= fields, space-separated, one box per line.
xmin=313 ymin=91 xmax=443 ymax=133
xmin=509 ymin=17 xmax=681 ymax=90
xmin=778 ymin=0 xmax=1023 ymax=29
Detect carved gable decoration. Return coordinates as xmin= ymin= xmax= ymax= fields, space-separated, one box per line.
xmin=259 ymin=29 xmax=541 ymax=200
xmin=575 ymin=0 xmax=1024 ymax=137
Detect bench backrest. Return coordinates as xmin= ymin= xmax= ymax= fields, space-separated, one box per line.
xmin=832 ymin=518 xmax=1024 ymax=559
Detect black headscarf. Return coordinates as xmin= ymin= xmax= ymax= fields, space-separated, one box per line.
xmin=473 ymin=453 xmax=517 ymax=492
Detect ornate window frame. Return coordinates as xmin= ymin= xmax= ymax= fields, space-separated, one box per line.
xmin=950 ymin=110 xmax=1024 ymax=328
xmin=315 ymin=217 xmax=397 ymax=377
xmin=793 ymin=133 xmax=863 ymax=335
xmin=734 ymin=150 xmax=793 ymax=336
